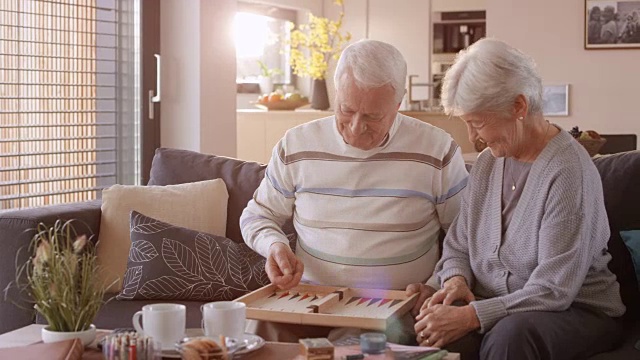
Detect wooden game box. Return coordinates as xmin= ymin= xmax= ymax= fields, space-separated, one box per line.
xmin=234 ymin=284 xmax=418 ymax=331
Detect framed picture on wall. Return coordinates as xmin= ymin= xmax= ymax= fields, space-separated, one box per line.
xmin=585 ymin=1 xmax=640 ymax=49
xmin=542 ymin=85 xmax=570 ymax=117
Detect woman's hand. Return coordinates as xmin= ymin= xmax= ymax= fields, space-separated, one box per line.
xmin=414 ymin=304 xmax=480 ymax=348
xmin=423 ymin=276 xmax=475 ymax=311
xmin=405 ymin=283 xmax=437 ymax=317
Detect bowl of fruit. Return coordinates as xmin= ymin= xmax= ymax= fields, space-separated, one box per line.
xmin=254 ymin=91 xmax=309 ymax=111
xmin=569 ymin=126 xmax=606 ymax=157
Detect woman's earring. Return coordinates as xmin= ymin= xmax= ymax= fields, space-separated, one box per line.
xmin=517 ymin=116 xmax=524 ymax=121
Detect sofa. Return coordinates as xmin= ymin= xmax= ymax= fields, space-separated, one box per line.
xmin=1 ymin=147 xmax=638 ymax=358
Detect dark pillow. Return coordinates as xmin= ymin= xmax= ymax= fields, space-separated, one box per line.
xmin=147 ymin=148 xmax=268 ymax=244
xmin=620 ymin=230 xmax=640 ymax=288
xmin=593 ymin=151 xmax=640 ymax=322
xmin=593 ymin=151 xmax=640 ymax=231
xmin=116 ymin=211 xmax=270 ymax=301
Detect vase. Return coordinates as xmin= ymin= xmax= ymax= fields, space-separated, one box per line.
xmin=311 ymin=79 xmax=330 ymax=110
xmin=258 ymin=76 xmax=273 ymax=95
xmin=42 ymin=324 xmax=97 ymax=346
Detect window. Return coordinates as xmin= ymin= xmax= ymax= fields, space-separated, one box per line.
xmin=234 ymin=3 xmax=295 ymax=89
xmin=0 ymin=0 xmax=140 ymax=211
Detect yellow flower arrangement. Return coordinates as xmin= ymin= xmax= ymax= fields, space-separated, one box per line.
xmin=288 ymin=0 xmax=352 ymax=80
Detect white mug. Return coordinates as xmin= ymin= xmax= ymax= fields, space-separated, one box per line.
xmin=132 ymin=303 xmax=186 ymax=350
xmin=201 ymin=301 xmax=246 ymax=339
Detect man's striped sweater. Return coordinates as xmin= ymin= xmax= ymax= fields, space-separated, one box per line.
xmin=240 ymin=113 xmax=469 ymax=290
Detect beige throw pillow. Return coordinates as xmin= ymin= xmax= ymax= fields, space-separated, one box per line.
xmin=97 ymin=179 xmax=228 ymax=291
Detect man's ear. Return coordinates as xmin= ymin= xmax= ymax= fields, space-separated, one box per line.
xmin=397 ymin=89 xmax=407 ymax=110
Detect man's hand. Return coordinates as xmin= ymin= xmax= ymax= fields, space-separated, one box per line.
xmin=414 ymin=304 xmax=480 ymax=348
xmin=405 ymin=283 xmax=437 ymax=317
xmin=266 ymin=242 xmax=304 ymax=290
xmin=424 ymin=276 xmax=475 ymax=310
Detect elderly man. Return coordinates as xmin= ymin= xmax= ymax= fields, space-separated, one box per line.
xmin=241 ymin=39 xmax=468 ymax=343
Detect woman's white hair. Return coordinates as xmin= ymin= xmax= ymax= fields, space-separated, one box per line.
xmin=441 ymin=38 xmax=543 ymax=117
xmin=334 ymin=39 xmax=407 ymax=103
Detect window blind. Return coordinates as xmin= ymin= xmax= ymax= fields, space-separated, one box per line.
xmin=0 ymin=0 xmax=125 ymax=210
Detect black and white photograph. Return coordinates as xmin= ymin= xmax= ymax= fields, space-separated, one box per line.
xmin=586 ymin=1 xmax=640 ymax=48
xmin=542 ymin=85 xmax=570 ymax=116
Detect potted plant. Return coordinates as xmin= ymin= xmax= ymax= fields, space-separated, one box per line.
xmin=288 ymin=0 xmax=351 ymax=110
xmin=10 ymin=220 xmax=110 ymax=346
xmin=257 ymin=60 xmax=283 ymax=95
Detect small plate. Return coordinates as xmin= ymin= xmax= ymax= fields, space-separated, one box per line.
xmin=235 ymin=333 xmax=265 ymax=355
xmin=160 ymin=348 xmax=182 ymax=358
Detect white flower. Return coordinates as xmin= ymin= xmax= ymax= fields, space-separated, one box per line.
xmin=35 ymin=241 xmax=51 ymax=266
xmin=73 ymin=235 xmax=87 ymax=253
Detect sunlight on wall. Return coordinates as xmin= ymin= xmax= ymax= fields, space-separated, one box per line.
xmin=234 ymin=12 xmax=270 ymax=58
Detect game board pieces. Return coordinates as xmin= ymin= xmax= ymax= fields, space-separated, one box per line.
xmin=252 ymin=290 xmax=327 ymax=313
xmin=346 ymin=296 xmax=360 ymax=306
xmin=341 ymin=296 xmax=403 ymax=309
xmin=237 ymin=284 xmax=416 ymax=331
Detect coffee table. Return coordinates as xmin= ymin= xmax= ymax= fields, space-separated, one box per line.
xmin=0 ymin=324 xmax=460 ymax=359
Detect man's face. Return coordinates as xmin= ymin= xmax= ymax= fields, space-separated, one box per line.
xmin=335 ymin=76 xmax=399 ymax=150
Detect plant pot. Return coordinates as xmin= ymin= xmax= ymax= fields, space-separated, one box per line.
xmin=42 ymin=324 xmax=96 ymax=346
xmin=258 ymin=77 xmax=273 ymax=94
xmin=311 ymin=79 xmax=330 ymax=110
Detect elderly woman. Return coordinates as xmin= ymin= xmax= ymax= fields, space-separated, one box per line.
xmin=414 ymin=38 xmax=625 ymax=359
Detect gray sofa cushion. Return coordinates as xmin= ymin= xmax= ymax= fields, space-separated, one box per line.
xmin=117 ymin=211 xmax=269 ymax=302
xmin=148 ymin=148 xmax=267 ymax=244
xmin=593 ymin=151 xmax=640 ymax=323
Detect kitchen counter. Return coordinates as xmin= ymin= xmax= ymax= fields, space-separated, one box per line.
xmin=236 ymin=109 xmax=447 ymax=116
xmin=236 ymin=109 xmax=472 ymax=163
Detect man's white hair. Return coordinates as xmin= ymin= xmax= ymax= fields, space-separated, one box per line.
xmin=441 ymin=38 xmax=543 ymax=117
xmin=334 ymin=39 xmax=407 ymax=103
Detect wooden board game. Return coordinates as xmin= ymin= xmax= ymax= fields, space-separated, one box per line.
xmin=234 ymin=284 xmax=418 ymax=331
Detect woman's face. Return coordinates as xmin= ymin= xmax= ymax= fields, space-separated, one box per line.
xmin=461 ymin=112 xmax=520 ymax=158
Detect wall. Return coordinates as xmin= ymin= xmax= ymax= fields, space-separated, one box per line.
xmin=239 ymin=0 xmax=432 ymax=109
xmin=369 ymin=0 xmax=432 ymax=105
xmin=487 ymin=0 xmax=640 ymax=142
xmin=433 ymin=0 xmax=485 ymax=12
xmin=160 ymin=0 xmax=201 ymax=153
xmin=249 ymin=0 xmax=322 ymax=14
xmin=160 ymin=0 xmax=237 ymax=157
xmin=323 ymin=0 xmax=432 ymax=110
xmin=322 ymin=0 xmax=367 ymax=107
xmin=161 ymin=0 xmax=325 ymax=155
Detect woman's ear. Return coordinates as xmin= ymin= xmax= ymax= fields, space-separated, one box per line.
xmin=514 ymin=94 xmax=529 ymax=119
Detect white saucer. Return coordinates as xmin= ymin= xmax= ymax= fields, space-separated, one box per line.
xmin=166 ymin=333 xmax=265 ymax=357
xmin=160 ymin=348 xmax=181 ymax=358
xmin=236 ymin=333 xmax=265 ymax=354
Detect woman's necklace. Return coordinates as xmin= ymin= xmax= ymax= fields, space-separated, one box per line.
xmin=509 ymin=121 xmax=551 ymax=191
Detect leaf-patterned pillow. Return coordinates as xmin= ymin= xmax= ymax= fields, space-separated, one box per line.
xmin=116 ymin=211 xmax=270 ymax=301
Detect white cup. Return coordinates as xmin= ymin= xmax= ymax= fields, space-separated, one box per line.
xmin=132 ymin=303 xmax=186 ymax=350
xmin=201 ymin=301 xmax=246 ymax=339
